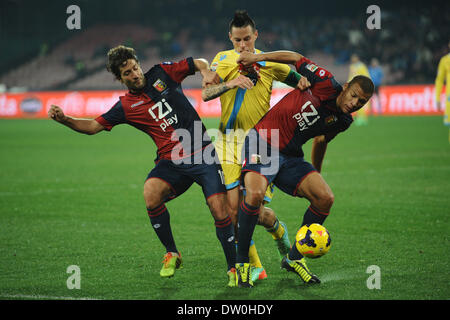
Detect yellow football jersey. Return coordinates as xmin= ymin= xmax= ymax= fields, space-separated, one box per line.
xmin=435 ymin=53 xmax=450 ymax=125
xmin=211 ymin=49 xmax=292 ymax=133
xmin=211 ymin=49 xmax=292 ymax=192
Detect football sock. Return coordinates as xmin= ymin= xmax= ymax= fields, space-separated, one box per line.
xmin=266 ymin=218 xmax=285 ymax=240
xmin=248 ymin=240 xmax=263 ymax=268
xmin=147 ymin=204 xmax=178 ymax=253
xmin=215 ymin=216 xmax=236 ymax=271
xmin=301 ymin=205 xmax=329 ymax=226
xmin=236 ymin=201 xmax=260 ymax=263
xmin=288 ymin=239 xmax=304 ymax=260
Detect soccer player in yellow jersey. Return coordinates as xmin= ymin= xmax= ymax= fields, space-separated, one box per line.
xmin=202 ymin=10 xmax=310 ymax=283
xmin=348 ymin=54 xmax=372 ymax=125
xmin=435 ymin=41 xmax=450 ymax=143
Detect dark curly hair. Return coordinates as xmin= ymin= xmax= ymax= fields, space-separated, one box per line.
xmin=106 ymin=45 xmax=139 ymax=80
xmin=229 ymin=10 xmax=256 ymax=32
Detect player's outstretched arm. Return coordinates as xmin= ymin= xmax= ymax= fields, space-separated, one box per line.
xmin=201 ymin=75 xmax=254 ymax=102
xmin=194 ymin=58 xmax=221 ymax=88
xmin=48 ymin=105 xmax=105 ymax=135
xmin=237 ymin=51 xmax=311 ymax=91
xmin=238 ymin=50 xmax=304 ymax=66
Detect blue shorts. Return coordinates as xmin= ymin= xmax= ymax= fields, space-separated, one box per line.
xmin=241 ymin=130 xmax=317 ymax=196
xmin=146 ymin=149 xmax=226 ymax=202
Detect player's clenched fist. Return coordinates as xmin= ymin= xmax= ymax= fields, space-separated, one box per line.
xmin=201 ymin=69 xmax=221 ymax=88
xmin=236 ymin=51 xmax=257 ymax=66
xmin=48 ymin=105 xmax=66 ymax=123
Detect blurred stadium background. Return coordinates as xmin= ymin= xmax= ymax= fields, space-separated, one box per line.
xmin=0 ymin=0 xmax=449 ymax=118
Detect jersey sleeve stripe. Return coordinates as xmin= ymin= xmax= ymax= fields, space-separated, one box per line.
xmin=94 ymin=116 xmax=112 ymax=131
xmin=186 ymin=57 xmax=195 ymax=75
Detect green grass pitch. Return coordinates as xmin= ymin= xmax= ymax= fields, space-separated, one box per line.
xmin=0 ymin=116 xmax=449 ymax=300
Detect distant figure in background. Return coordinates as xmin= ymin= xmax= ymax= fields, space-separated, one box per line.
xmin=369 ymin=58 xmax=384 ymax=114
xmin=348 ymin=54 xmax=371 ymax=125
xmin=435 ymin=41 xmax=450 ymax=143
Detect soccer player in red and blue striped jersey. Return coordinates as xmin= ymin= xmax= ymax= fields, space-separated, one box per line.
xmin=233 ymin=50 xmax=374 ymax=287
xmin=48 ymin=45 xmax=237 ymax=286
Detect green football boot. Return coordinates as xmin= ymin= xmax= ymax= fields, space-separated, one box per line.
xmin=160 ymin=252 xmax=182 ymax=278
xmin=235 ymin=263 xmax=254 ymax=288
xmin=227 ymin=267 xmax=237 ymax=287
xmin=275 ymin=221 xmax=291 ymax=260
xmin=250 ymin=266 xmax=268 ymax=282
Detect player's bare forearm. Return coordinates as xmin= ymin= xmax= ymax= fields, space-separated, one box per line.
xmin=194 ymin=58 xmax=209 ymax=71
xmin=194 ymin=58 xmax=221 ymax=88
xmin=258 ymin=51 xmax=304 ymax=65
xmin=311 ymin=135 xmax=328 ymax=172
xmin=202 ymin=82 xmax=231 ymax=101
xmin=48 ymin=105 xmax=104 ymax=135
xmin=202 ymin=75 xmax=254 ymax=101
xmin=61 ymin=117 xmax=104 ymax=135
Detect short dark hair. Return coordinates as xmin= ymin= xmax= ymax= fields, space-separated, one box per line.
xmin=106 ymin=45 xmax=139 ymax=80
xmin=349 ymin=75 xmax=374 ymax=95
xmin=229 ymin=10 xmax=256 ymax=32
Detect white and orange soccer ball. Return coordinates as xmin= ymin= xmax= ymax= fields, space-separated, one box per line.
xmin=295 ymin=223 xmax=331 ymax=258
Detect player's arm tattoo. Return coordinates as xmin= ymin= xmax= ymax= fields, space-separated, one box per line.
xmin=202 ymin=83 xmax=231 ymax=101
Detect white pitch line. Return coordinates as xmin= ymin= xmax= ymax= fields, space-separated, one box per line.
xmin=0 ymin=293 xmax=102 ymax=300
xmin=319 ymin=271 xmax=365 ymax=283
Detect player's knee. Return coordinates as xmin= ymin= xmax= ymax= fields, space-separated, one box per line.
xmin=143 ymin=190 xmax=163 ymax=209
xmin=143 ymin=181 xmax=166 ymax=209
xmin=244 ymin=188 xmax=265 ymax=207
xmin=314 ymin=190 xmax=335 ymax=212
xmin=325 ymin=191 xmax=335 ymax=209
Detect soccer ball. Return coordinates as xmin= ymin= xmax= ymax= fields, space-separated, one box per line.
xmin=295 ymin=223 xmax=331 ymax=258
